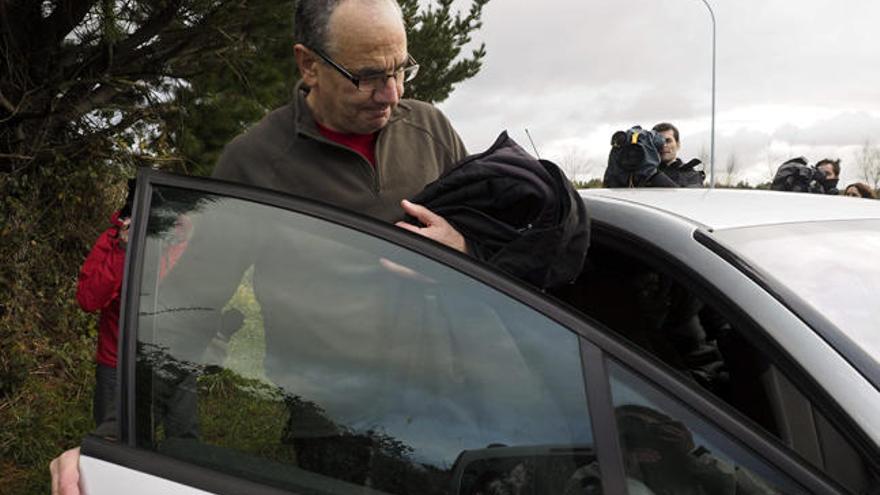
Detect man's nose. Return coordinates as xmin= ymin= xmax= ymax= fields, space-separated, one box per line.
xmin=373 ymin=77 xmax=401 ymax=105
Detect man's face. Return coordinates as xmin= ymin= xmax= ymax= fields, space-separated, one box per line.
xmin=817 ymin=163 xmax=838 ymax=180
xmin=299 ymin=0 xmax=408 ymax=135
xmin=657 ymin=130 xmax=680 ymax=164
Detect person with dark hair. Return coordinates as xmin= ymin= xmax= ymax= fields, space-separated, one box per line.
xmin=815 ymin=158 xmax=842 ymax=195
xmin=651 ymin=122 xmax=705 ymax=187
xmin=844 ymin=182 xmax=877 ymax=199
xmin=816 ymin=158 xmax=841 ymax=181
xmin=601 ymin=122 xmax=724 ymax=390
xmin=771 ymin=157 xmax=840 ymax=195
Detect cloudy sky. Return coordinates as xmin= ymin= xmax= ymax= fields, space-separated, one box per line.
xmin=437 ymin=0 xmax=880 ymax=186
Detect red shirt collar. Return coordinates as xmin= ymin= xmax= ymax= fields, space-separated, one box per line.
xmin=315 ymin=122 xmax=378 ymax=167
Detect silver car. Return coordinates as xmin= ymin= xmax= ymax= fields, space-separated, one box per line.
xmin=78 ymin=169 xmax=879 ymax=494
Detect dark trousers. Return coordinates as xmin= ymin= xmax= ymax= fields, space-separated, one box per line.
xmin=93 ymin=363 xmax=117 ymax=429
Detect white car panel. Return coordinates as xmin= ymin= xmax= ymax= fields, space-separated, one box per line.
xmin=80 ymin=455 xmax=215 ymax=495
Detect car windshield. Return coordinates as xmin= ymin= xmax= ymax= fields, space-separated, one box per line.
xmin=713 ymin=219 xmax=880 ymax=371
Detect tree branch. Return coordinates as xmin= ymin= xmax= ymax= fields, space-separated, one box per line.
xmin=114 ymin=0 xmax=183 ymax=58
xmin=67 ymin=83 xmax=124 ymax=119
xmin=44 ymin=0 xmax=96 ymax=45
xmin=0 ymin=90 xmax=16 ymax=114
xmin=0 ymin=153 xmax=35 ymax=160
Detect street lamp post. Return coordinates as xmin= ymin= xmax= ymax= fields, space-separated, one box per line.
xmin=698 ymin=0 xmax=716 ymax=188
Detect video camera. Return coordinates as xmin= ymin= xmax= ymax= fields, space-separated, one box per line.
xmin=603 ymin=126 xmax=676 ymax=187
xmin=771 ymin=157 xmax=839 ymax=195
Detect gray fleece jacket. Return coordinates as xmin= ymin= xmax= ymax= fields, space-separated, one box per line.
xmin=212 ymin=83 xmax=467 ymax=223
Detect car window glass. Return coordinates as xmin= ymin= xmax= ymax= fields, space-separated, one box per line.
xmin=607 ymin=361 xmax=803 ymax=495
xmin=552 ymin=240 xmax=880 ymax=493
xmin=134 ymin=186 xmax=597 ymax=495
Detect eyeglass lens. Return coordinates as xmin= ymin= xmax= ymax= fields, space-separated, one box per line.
xmin=356 ymin=65 xmax=418 ymax=92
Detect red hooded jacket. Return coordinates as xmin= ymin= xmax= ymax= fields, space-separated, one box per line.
xmin=77 ymin=212 xmax=189 ymax=367
xmin=76 ymin=212 xmax=127 ymax=367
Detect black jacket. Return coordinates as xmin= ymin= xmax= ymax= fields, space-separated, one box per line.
xmin=408 ymin=131 xmax=589 ymax=290
xmin=660 ymin=158 xmax=705 ymax=187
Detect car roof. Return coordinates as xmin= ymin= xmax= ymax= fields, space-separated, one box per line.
xmin=579 ymin=188 xmax=880 ymax=231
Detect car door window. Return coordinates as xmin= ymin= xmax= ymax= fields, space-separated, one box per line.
xmin=553 ymin=237 xmax=880 ymax=493
xmin=132 ymin=185 xmax=597 ymax=494
xmin=607 ymin=361 xmax=804 ymax=495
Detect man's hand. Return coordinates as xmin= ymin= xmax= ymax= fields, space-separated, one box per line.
xmin=50 ymin=447 xmax=81 ymax=495
xmin=396 ymin=200 xmax=467 ymax=253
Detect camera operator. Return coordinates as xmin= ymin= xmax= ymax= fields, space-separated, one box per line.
xmin=603 ymin=126 xmax=674 ymax=188
xmin=652 ymin=122 xmax=705 ymax=188
xmin=815 ymin=158 xmax=841 ymax=194
xmin=602 ymin=123 xmax=704 ymax=189
xmin=770 ymin=157 xmax=840 ymax=195
xmin=75 ymin=180 xmax=136 ymax=433
xmin=601 ymin=124 xmax=729 ymax=400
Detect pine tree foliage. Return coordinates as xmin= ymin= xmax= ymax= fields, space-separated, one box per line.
xmin=1 ymin=0 xmax=489 ymax=175
xmin=2 ymin=0 xmax=287 ymax=173
xmin=400 ymin=0 xmax=489 ymax=103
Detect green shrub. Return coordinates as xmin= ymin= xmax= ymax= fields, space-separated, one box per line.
xmin=0 ymin=157 xmax=129 ymax=494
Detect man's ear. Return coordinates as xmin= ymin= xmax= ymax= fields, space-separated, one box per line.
xmin=294 ymin=44 xmax=319 ymax=86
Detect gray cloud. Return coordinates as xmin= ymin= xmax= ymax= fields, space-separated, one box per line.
xmin=439 ymin=0 xmax=880 ymax=185
xmin=774 ymin=112 xmax=880 ymax=148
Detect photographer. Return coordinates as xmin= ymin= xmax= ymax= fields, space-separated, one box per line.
xmin=770 ymin=157 xmax=840 ymax=195
xmin=75 ymin=180 xmax=136 ymax=431
xmin=652 ymin=122 xmax=705 ymax=188
xmin=815 ymin=158 xmax=841 ymax=194
xmin=601 ymin=124 xmax=728 ymax=398
xmin=602 ymin=123 xmax=703 ymax=188
xmin=76 ymin=179 xmax=194 ymax=433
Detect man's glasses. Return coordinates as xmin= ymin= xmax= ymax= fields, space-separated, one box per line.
xmin=309 ymin=47 xmax=419 ymax=93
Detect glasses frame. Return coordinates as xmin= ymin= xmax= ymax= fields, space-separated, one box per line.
xmin=308 ymin=46 xmax=419 ymax=92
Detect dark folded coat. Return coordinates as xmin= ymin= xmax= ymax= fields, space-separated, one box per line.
xmin=408 ymin=131 xmax=590 ymax=290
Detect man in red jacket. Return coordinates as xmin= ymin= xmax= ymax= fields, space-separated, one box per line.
xmin=76 ymin=184 xmax=134 ymax=429
xmin=76 ymin=180 xmax=192 ymax=430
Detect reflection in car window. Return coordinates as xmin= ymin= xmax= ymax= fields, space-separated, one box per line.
xmin=134 ymin=186 xmax=596 ymax=494
xmin=607 ymin=361 xmax=803 ymax=495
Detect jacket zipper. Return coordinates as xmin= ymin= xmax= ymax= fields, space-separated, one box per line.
xmin=300 ymin=130 xmax=380 ymax=197
xmin=372 ymin=130 xmax=385 ymax=195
